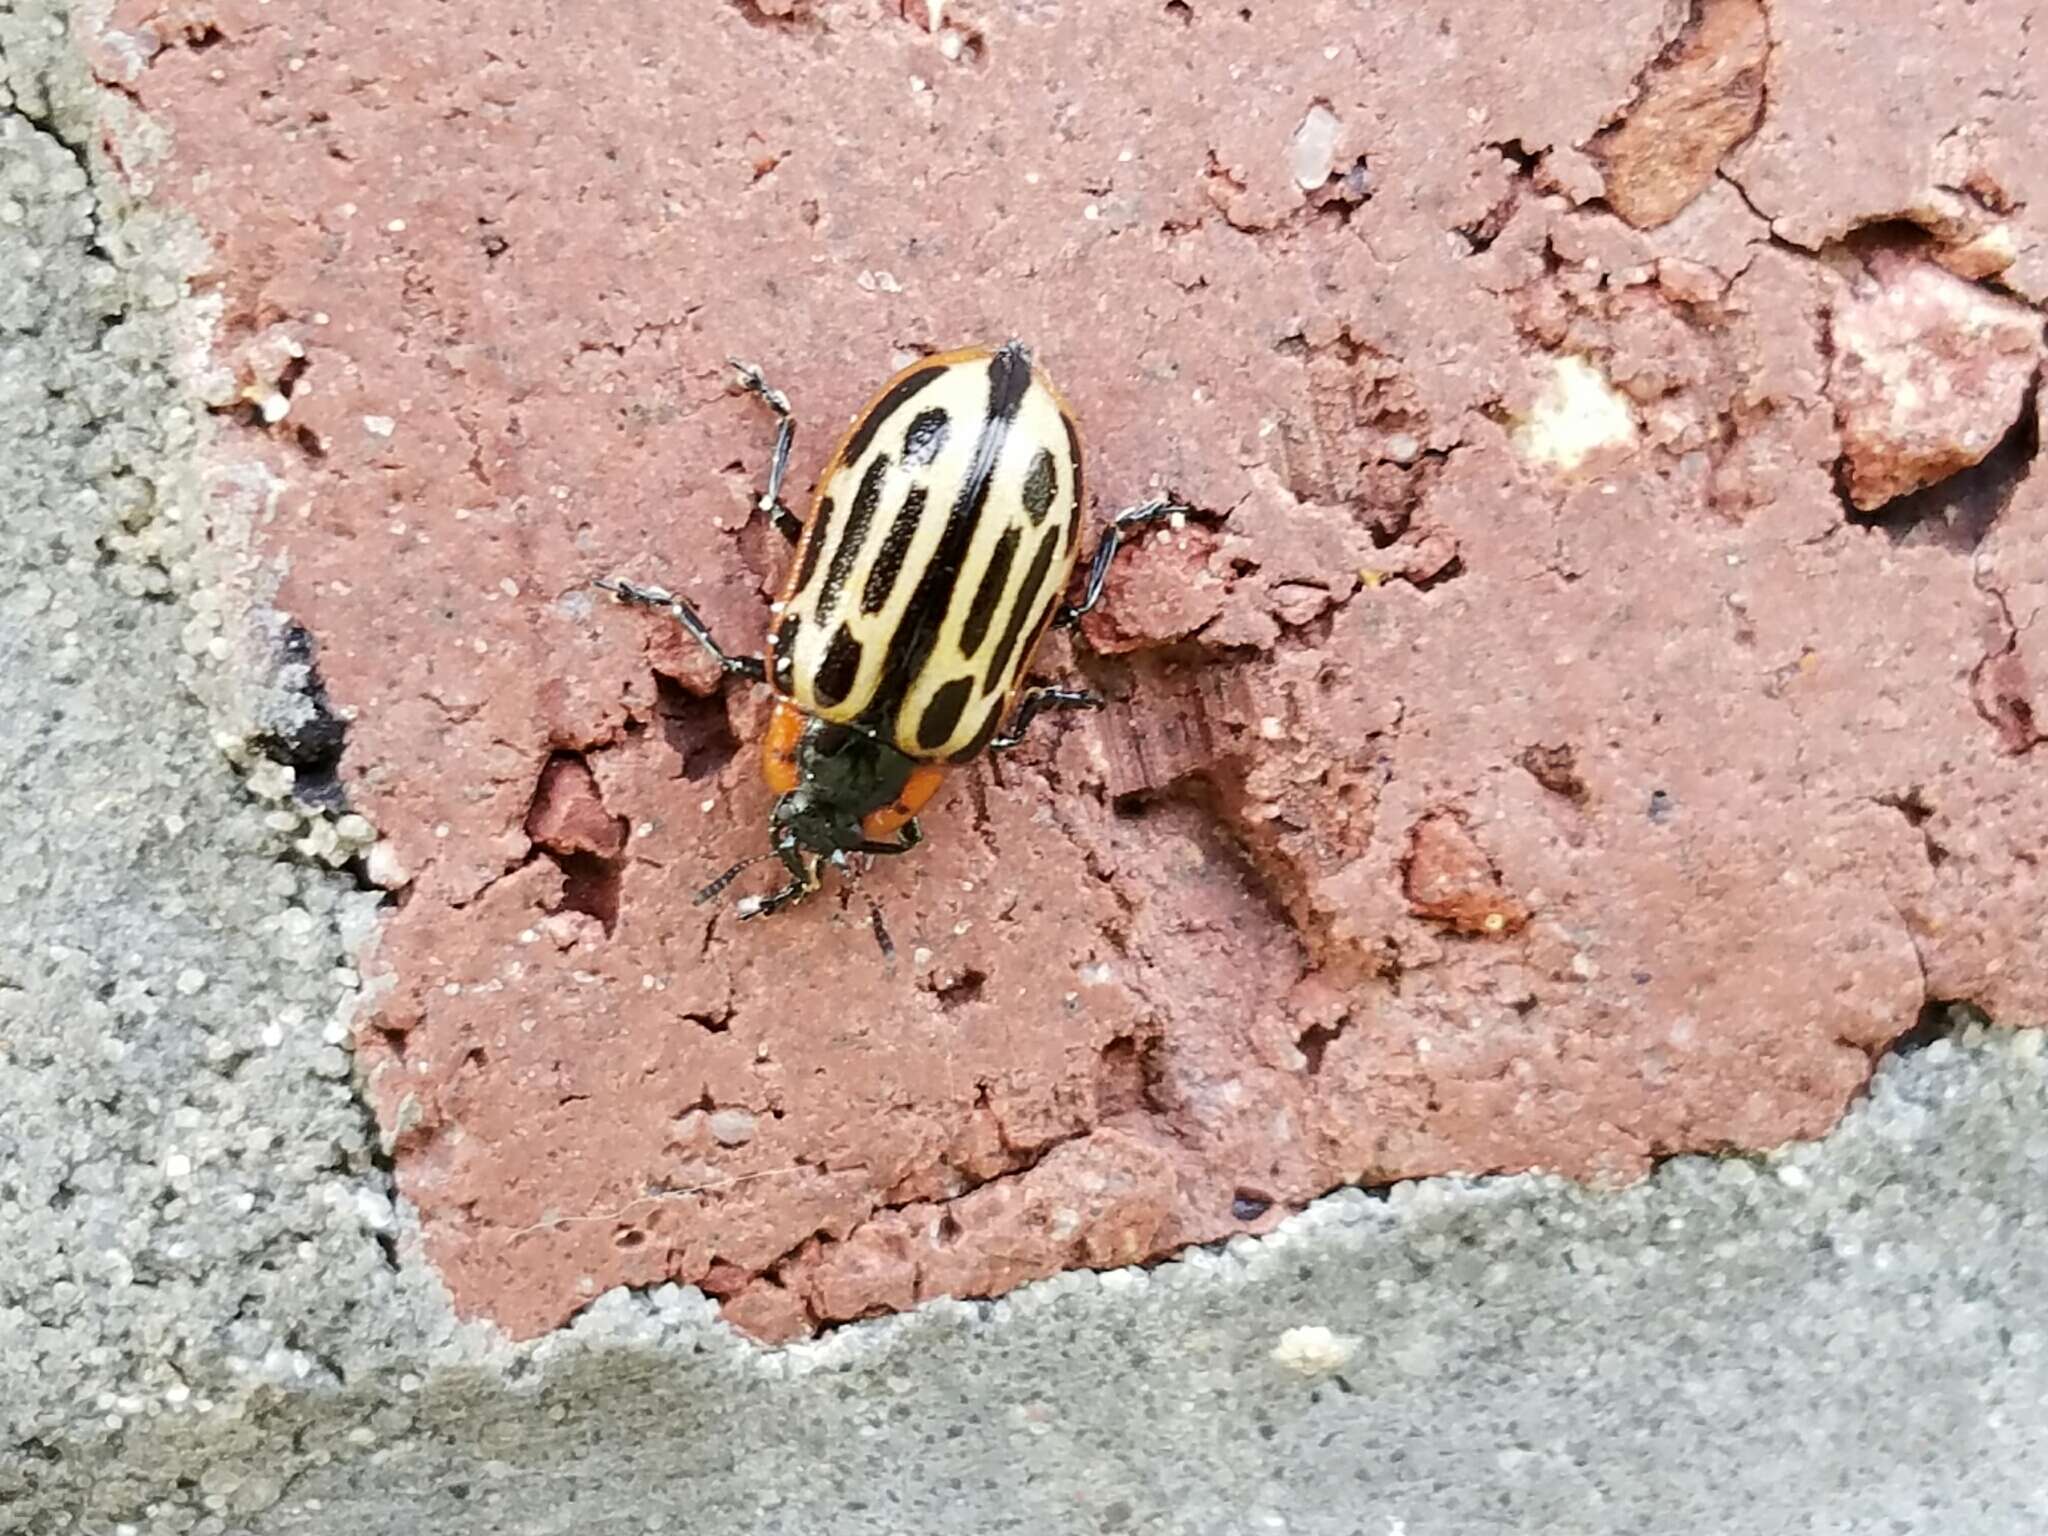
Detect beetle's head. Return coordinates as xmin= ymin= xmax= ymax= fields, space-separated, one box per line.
xmin=770 ymin=785 xmax=866 ymax=858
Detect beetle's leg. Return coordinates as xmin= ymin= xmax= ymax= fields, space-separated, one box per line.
xmin=595 ymin=577 xmax=769 ymax=685
xmin=734 ymin=838 xmax=819 ymax=920
xmin=991 ymin=687 xmax=1100 ymax=750
xmin=730 ymin=357 xmax=803 ymax=545
xmin=1056 ymin=496 xmax=1190 ymax=629
xmin=853 ymin=819 xmax=924 ymax=857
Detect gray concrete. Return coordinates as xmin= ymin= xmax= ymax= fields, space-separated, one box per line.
xmin=5 ymin=5 xmax=2048 ymax=1532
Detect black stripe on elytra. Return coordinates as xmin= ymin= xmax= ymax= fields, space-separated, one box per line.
xmin=948 ymin=696 xmax=1008 ymax=763
xmin=839 ymin=364 xmax=946 ymax=472
xmin=865 ymin=345 xmax=1036 ymax=736
xmin=916 ymin=675 xmax=976 ymax=752
xmin=1061 ymin=411 xmax=1084 ymax=541
xmin=771 ymin=613 xmax=801 ymax=691
xmin=818 ymin=455 xmax=888 ymax=617
xmin=814 ymin=623 xmax=864 ymax=709
xmin=959 ymin=526 xmax=1019 ymax=657
xmin=983 ymin=522 xmax=1061 ymax=696
xmin=901 ymin=407 xmax=950 ymax=467
xmin=792 ymin=495 xmax=833 ymax=594
xmin=1021 ymin=447 xmax=1058 ymax=524
xmin=861 ymin=485 xmax=927 ymax=615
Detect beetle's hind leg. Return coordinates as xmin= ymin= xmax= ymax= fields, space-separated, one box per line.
xmin=729 ymin=357 xmax=803 ymax=545
xmin=594 ymin=577 xmax=768 ymax=685
xmin=1056 ymin=496 xmax=1190 ymax=629
xmin=991 ymin=687 xmax=1100 ymax=750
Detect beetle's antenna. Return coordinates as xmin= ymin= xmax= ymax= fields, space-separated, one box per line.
xmin=695 ymin=852 xmax=774 ymax=905
xmin=863 ymin=889 xmax=896 ymax=964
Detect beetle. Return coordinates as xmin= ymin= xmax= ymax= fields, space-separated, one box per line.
xmin=598 ymin=340 xmax=1182 ymax=952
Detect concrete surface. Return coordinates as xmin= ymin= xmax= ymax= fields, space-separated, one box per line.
xmin=6 ymin=2 xmax=2048 ymax=1531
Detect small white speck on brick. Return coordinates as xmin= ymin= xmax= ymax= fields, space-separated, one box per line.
xmin=175 ymin=967 xmax=207 ymax=995
xmin=164 ymin=1153 xmax=192 ymax=1179
xmin=362 ymin=414 xmax=395 ymax=437
xmin=1289 ymin=102 xmax=1340 ymax=190
xmin=386 ymin=218 xmax=406 ymax=232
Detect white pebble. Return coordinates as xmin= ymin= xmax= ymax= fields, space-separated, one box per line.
xmin=1271 ymin=1325 xmax=1357 ymax=1374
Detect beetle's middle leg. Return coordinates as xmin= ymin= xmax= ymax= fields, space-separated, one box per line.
xmin=1056 ymin=496 xmax=1189 ymax=629
xmin=991 ymin=687 xmax=1100 ymax=750
xmin=730 ymin=358 xmax=803 ymax=545
xmin=595 ymin=577 xmax=768 ymax=685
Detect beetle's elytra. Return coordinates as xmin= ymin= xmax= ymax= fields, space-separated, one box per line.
xmin=599 ymin=341 xmax=1182 ymax=951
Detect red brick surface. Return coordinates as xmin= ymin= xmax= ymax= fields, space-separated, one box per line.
xmin=99 ymin=0 xmax=2047 ymax=1339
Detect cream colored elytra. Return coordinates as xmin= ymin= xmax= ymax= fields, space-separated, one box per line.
xmin=770 ymin=341 xmax=1084 ymax=763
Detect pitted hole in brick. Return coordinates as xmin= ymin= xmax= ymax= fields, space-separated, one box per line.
xmin=614 ymin=1227 xmax=648 ymax=1250
xmin=1295 ymin=1018 xmax=1346 ymax=1075
xmin=546 ymin=850 xmax=623 ymax=934
xmin=729 ymin=0 xmax=814 ymax=32
xmin=1845 ymin=377 xmax=2040 ymax=550
xmin=1519 ymin=742 xmax=1590 ymax=804
xmin=932 ymin=967 xmax=987 ymax=1011
xmin=1096 ymin=1034 xmax=1146 ymax=1117
xmin=655 ymin=672 xmax=740 ymax=782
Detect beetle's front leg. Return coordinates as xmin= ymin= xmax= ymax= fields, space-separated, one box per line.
xmin=730 ymin=358 xmax=803 ymax=545
xmin=595 ymin=577 xmax=768 ymax=685
xmin=1056 ymin=496 xmax=1189 ymax=629
xmin=734 ymin=839 xmax=820 ymax=920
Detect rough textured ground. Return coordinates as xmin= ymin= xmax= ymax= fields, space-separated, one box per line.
xmin=72 ymin=0 xmax=2048 ymax=1341
xmin=5 ymin=3 xmax=2048 ymax=1525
